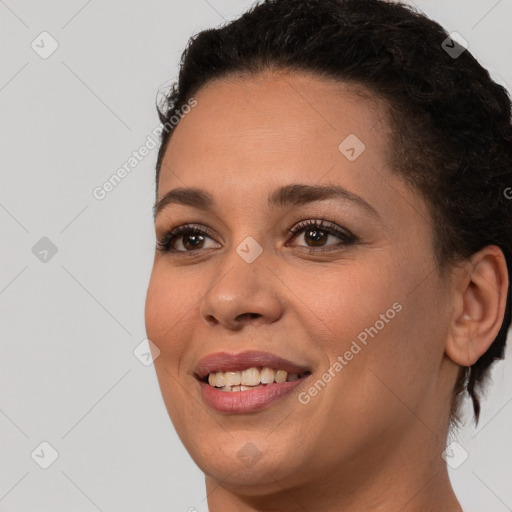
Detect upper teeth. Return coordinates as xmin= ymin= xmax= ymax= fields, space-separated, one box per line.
xmin=208 ymin=367 xmax=301 ymax=387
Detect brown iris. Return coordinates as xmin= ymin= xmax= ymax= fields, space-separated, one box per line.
xmin=304 ymin=228 xmax=328 ymax=246
xmin=183 ymin=233 xmax=205 ymax=250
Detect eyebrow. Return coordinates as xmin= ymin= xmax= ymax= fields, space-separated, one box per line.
xmin=153 ymin=183 xmax=380 ymax=219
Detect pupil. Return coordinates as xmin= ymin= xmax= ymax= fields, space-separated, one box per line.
xmin=306 ymin=228 xmax=327 ymax=246
xmin=183 ymin=234 xmax=204 ymax=250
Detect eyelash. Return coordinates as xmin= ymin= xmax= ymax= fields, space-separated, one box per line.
xmin=287 ymin=219 xmax=357 ymax=249
xmin=156 ymin=224 xmax=218 ymax=254
xmin=156 ymin=219 xmax=358 ymax=255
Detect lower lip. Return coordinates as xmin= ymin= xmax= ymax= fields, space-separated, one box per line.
xmin=198 ymin=378 xmax=308 ymax=413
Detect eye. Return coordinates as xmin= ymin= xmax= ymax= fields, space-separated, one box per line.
xmin=156 ymin=224 xmax=220 ymax=253
xmin=156 ymin=219 xmax=357 ymax=255
xmin=287 ymin=219 xmax=357 ymax=251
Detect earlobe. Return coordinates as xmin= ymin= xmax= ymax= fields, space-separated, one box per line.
xmin=445 ymin=246 xmax=509 ymax=367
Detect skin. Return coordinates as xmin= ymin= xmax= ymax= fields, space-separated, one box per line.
xmin=144 ymin=70 xmax=509 ymax=511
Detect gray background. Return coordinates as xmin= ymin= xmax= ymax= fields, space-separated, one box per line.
xmin=0 ymin=1 xmax=511 ymax=511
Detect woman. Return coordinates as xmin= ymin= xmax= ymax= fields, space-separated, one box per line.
xmin=145 ymin=0 xmax=511 ymax=510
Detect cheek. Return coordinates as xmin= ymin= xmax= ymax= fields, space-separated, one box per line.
xmin=358 ymin=277 xmax=447 ymax=422
xmin=144 ymin=272 xmax=168 ymax=347
xmin=288 ymin=256 xmax=445 ymax=419
xmin=284 ymin=261 xmax=399 ymax=351
xmin=144 ymin=266 xmax=200 ymax=434
xmin=144 ymin=263 xmax=198 ymax=357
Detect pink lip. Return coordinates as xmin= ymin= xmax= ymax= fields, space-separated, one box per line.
xmin=198 ymin=378 xmax=309 ymax=413
xmin=194 ymin=350 xmax=311 ymax=379
xmin=194 ymin=350 xmax=312 ymax=414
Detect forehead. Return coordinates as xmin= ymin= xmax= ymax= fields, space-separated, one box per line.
xmin=157 ymin=71 xmax=425 ymax=226
xmin=162 ymin=72 xmax=385 ymax=172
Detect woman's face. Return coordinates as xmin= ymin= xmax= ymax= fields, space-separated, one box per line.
xmin=145 ymin=71 xmax=458 ymax=491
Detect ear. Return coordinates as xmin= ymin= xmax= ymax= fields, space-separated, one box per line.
xmin=445 ymin=245 xmax=509 ymax=367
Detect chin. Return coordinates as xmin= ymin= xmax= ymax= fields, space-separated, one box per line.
xmin=189 ymin=433 xmax=306 ymax=488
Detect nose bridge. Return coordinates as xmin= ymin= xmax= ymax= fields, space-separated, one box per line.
xmin=199 ymin=237 xmax=282 ymax=328
xmin=208 ymin=237 xmax=268 ymax=303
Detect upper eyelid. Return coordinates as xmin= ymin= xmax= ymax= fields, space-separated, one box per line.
xmin=289 ymin=218 xmax=353 ymax=233
xmin=159 ymin=219 xmax=348 ymax=239
xmin=287 ymin=220 xmax=357 ymax=243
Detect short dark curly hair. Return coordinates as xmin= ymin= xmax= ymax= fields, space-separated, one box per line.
xmin=155 ymin=0 xmax=512 ymax=428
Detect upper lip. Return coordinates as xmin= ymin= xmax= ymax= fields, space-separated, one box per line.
xmin=194 ymin=350 xmax=312 ymax=380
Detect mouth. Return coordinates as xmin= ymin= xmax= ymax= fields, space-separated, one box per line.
xmin=194 ymin=350 xmax=312 ymax=413
xmin=194 ymin=350 xmax=312 ymax=384
xmin=200 ymin=367 xmax=311 ymax=391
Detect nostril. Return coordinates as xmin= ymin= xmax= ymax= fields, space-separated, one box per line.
xmin=236 ymin=312 xmax=261 ymax=321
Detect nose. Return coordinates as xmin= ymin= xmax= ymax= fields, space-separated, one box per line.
xmin=198 ymin=248 xmax=284 ymax=330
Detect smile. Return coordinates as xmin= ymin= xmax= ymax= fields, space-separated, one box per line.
xmin=194 ymin=350 xmax=313 ymax=413
xmin=206 ymin=367 xmax=310 ymax=392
